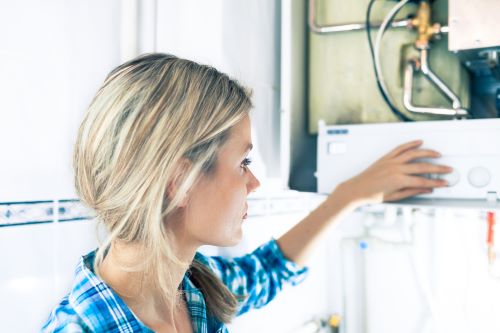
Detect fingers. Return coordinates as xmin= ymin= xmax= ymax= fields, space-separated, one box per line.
xmin=403 ymin=175 xmax=448 ymax=188
xmin=397 ymin=149 xmax=441 ymax=163
xmin=385 ymin=140 xmax=423 ymax=159
xmin=385 ymin=188 xmax=433 ymax=202
xmin=401 ymin=162 xmax=452 ymax=175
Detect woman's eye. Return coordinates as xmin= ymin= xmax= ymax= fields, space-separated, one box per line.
xmin=241 ymin=157 xmax=252 ymax=169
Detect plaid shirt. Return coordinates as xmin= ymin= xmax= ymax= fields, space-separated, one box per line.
xmin=42 ymin=239 xmax=308 ymax=333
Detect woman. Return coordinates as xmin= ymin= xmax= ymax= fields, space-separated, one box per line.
xmin=42 ymin=53 xmax=450 ymax=333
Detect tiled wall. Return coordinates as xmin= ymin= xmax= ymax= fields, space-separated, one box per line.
xmin=0 ymin=191 xmax=327 ymax=332
xmin=0 ymin=200 xmax=94 ymax=228
xmin=0 ymin=192 xmax=326 ymax=229
xmin=0 ymin=215 xmax=99 ymax=332
xmin=0 ymin=200 xmax=100 ymax=332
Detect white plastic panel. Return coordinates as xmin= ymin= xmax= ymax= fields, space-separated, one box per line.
xmin=317 ymin=119 xmax=500 ymax=200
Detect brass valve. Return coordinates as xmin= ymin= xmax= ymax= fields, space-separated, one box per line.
xmin=410 ymin=0 xmax=441 ymax=49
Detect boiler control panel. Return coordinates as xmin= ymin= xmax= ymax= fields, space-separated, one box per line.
xmin=317 ymin=119 xmax=500 ymax=200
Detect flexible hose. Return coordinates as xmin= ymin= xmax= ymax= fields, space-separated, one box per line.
xmin=366 ymin=0 xmax=412 ymax=121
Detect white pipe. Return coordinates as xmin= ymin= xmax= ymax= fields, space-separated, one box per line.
xmin=138 ymin=0 xmax=158 ymax=54
xmin=120 ymin=0 xmax=139 ymax=63
xmin=403 ymin=61 xmax=468 ymax=116
xmin=280 ymin=0 xmax=292 ymax=189
xmin=308 ymin=0 xmax=409 ymax=34
xmin=419 ymin=49 xmax=463 ymax=109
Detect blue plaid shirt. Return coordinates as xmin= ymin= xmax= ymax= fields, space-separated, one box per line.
xmin=42 ymin=239 xmax=308 ymax=332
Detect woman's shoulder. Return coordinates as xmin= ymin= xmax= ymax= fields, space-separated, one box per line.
xmin=41 ymin=295 xmax=89 ymax=332
xmin=193 ymin=240 xmax=309 ymax=283
xmin=193 ymin=239 xmax=287 ymax=267
xmin=42 ymin=250 xmax=147 ymax=333
xmin=41 ymin=252 xmax=96 ymax=332
xmin=191 ymin=240 xmax=285 ymax=278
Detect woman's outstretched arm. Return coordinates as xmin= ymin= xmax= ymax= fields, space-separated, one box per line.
xmin=277 ymin=140 xmax=452 ymax=267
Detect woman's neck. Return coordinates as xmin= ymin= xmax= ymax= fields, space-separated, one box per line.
xmin=98 ymin=240 xmax=197 ymax=326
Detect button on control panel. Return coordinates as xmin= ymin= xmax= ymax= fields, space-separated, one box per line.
xmin=468 ymin=166 xmax=491 ymax=188
xmin=427 ymin=169 xmax=460 ymax=187
xmin=441 ymin=169 xmax=460 ymax=187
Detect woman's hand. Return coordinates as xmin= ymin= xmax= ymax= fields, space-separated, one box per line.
xmin=278 ymin=139 xmax=451 ymax=266
xmin=336 ymin=140 xmax=452 ymax=206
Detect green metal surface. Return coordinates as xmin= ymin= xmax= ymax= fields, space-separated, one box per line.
xmin=308 ymin=0 xmax=470 ymax=133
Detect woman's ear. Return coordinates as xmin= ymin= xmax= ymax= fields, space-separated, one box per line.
xmin=166 ymin=158 xmax=192 ymax=208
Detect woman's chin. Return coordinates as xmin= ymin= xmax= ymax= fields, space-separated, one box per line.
xmin=215 ymin=230 xmax=243 ymax=248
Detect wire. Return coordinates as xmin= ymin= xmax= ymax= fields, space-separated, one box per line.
xmin=374 ymin=0 xmax=412 ymax=110
xmin=366 ymin=0 xmax=412 ymax=122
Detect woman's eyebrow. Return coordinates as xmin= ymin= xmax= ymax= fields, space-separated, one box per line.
xmin=239 ymin=143 xmax=253 ymax=157
xmin=244 ymin=143 xmax=253 ymax=153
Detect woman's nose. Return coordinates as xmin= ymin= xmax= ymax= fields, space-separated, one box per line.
xmin=247 ymin=170 xmax=260 ymax=193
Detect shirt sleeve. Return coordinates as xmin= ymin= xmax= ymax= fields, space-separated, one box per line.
xmin=197 ymin=239 xmax=309 ymax=316
xmin=41 ymin=297 xmax=89 ymax=333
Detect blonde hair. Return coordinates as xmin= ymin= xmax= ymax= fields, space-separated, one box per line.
xmin=73 ymin=53 xmax=252 ymax=322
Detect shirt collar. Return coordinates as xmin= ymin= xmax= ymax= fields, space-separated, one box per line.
xmin=68 ymin=250 xmax=213 ymax=333
xmin=68 ymin=250 xmax=148 ymax=332
xmin=182 ymin=269 xmax=208 ymax=333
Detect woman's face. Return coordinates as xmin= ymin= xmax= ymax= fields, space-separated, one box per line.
xmin=183 ymin=115 xmax=260 ymax=247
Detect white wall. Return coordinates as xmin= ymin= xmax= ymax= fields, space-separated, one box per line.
xmin=0 ymin=1 xmax=293 ymax=332
xmin=0 ymin=220 xmax=99 ymax=332
xmin=156 ymin=0 xmax=283 ymax=182
xmin=0 ymin=0 xmax=122 ymax=202
xmin=0 ymin=0 xmax=122 ymax=331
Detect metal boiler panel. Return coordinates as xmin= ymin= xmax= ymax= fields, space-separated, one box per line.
xmin=449 ymin=0 xmax=500 ymax=51
xmin=308 ymin=0 xmax=470 ymax=133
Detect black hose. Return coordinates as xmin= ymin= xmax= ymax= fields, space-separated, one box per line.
xmin=366 ymin=0 xmax=412 ymax=122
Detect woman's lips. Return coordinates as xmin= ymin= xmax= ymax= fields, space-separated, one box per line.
xmin=243 ymin=203 xmax=248 ymax=219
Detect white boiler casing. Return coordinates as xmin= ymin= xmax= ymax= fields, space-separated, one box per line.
xmin=317 ymin=119 xmax=500 ymax=200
